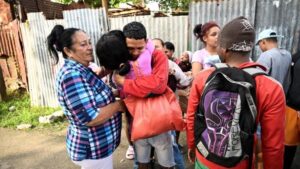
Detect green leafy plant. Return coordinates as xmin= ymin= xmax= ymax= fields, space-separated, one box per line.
xmin=153 ymin=0 xmax=191 ymax=12
xmin=0 ymin=91 xmax=62 ymax=129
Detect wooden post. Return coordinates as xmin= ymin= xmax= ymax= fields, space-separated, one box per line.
xmin=102 ymin=0 xmax=108 ymax=16
xmin=0 ymin=67 xmax=7 ymax=101
xmin=13 ymin=20 xmax=28 ymax=89
xmin=140 ymin=0 xmax=145 ymax=7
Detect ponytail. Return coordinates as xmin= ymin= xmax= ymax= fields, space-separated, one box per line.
xmin=193 ymin=22 xmax=220 ymax=43
xmin=47 ymin=25 xmax=80 ymax=64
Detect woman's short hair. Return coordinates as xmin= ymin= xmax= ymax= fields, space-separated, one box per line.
xmin=96 ymin=30 xmax=131 ymax=75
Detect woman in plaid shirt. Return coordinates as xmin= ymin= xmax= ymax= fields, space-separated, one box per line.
xmin=47 ymin=25 xmax=126 ymax=169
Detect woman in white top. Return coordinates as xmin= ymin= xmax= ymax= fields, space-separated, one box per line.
xmin=192 ymin=22 xmax=221 ymax=78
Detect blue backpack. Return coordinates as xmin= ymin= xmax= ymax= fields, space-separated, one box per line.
xmin=194 ymin=63 xmax=266 ymax=167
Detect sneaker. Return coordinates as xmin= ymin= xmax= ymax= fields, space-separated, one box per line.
xmin=125 ymin=145 xmax=135 ymax=160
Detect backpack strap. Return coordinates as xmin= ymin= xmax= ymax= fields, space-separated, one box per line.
xmin=215 ymin=63 xmax=267 ymax=77
xmin=214 ymin=63 xmax=228 ymax=69
xmin=242 ymin=67 xmax=267 ymax=77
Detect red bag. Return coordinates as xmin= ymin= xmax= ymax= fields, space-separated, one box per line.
xmin=124 ymin=87 xmax=186 ymax=141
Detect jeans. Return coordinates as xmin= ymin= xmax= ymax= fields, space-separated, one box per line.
xmin=133 ymin=131 xmax=185 ymax=169
xmin=172 ymin=131 xmax=185 ymax=169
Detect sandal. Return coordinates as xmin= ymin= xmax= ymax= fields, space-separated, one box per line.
xmin=125 ymin=145 xmax=135 ymax=160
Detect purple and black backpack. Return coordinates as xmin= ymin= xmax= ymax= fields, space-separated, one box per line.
xmin=194 ymin=63 xmax=266 ymax=168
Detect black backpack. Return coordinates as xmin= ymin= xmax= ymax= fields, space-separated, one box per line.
xmin=194 ymin=63 xmax=266 ymax=168
xmin=286 ymin=52 xmax=300 ymax=110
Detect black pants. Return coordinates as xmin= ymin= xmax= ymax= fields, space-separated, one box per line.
xmin=284 ymin=145 xmax=297 ymax=169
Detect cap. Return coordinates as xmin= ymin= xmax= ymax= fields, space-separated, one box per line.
xmin=218 ymin=16 xmax=255 ymax=52
xmin=256 ymin=29 xmax=283 ymax=44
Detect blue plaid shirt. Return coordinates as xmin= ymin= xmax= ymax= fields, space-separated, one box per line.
xmin=56 ymin=59 xmax=122 ymax=161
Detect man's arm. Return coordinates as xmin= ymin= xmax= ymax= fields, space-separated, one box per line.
xmin=256 ymin=53 xmax=272 ymax=74
xmin=122 ymin=50 xmax=169 ymax=98
xmin=186 ymin=69 xmax=212 ymax=149
xmin=258 ymin=77 xmax=285 ymax=169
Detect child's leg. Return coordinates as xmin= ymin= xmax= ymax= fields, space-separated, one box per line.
xmin=125 ymin=111 xmax=135 ymax=160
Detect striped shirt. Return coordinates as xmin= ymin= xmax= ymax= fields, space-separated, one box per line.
xmin=56 ymin=59 xmax=122 ymax=161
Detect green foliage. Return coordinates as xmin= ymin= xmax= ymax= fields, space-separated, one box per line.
xmin=110 ymin=0 xmax=127 ymax=7
xmin=153 ymin=0 xmax=191 ymax=11
xmin=55 ymin=0 xmax=145 ymax=8
xmin=84 ymin=0 xmax=101 ymax=8
xmin=0 ymin=91 xmax=62 ymax=128
xmin=55 ymin=0 xmax=101 ymax=7
xmin=109 ymin=0 xmax=143 ymax=8
xmin=55 ymin=0 xmax=73 ymax=4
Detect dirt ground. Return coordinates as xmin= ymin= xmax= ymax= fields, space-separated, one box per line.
xmin=0 ymin=123 xmax=193 ymax=169
xmin=0 ymin=124 xmax=299 ymax=169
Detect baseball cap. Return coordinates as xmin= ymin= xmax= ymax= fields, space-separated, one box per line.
xmin=256 ymin=29 xmax=283 ymax=44
xmin=218 ymin=16 xmax=255 ymax=52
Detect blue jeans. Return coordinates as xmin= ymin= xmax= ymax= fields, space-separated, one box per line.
xmin=133 ymin=153 xmax=138 ymax=169
xmin=172 ymin=131 xmax=185 ymax=169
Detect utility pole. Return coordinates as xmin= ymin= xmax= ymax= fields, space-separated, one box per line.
xmin=101 ymin=0 xmax=108 ymax=16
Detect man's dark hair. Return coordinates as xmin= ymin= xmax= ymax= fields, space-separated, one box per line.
xmin=265 ymin=37 xmax=278 ymax=43
xmin=123 ymin=21 xmax=147 ymax=40
xmin=164 ymin=41 xmax=175 ymax=52
xmin=109 ymin=30 xmax=126 ymax=43
xmin=96 ymin=31 xmax=131 ymax=75
xmin=153 ymin=38 xmax=164 ymax=46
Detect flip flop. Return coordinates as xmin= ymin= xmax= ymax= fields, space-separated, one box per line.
xmin=125 ymin=146 xmax=135 ymax=160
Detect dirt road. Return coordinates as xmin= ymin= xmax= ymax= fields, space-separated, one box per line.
xmin=0 ymin=126 xmax=192 ymax=169
xmin=0 ymin=126 xmax=299 ymax=169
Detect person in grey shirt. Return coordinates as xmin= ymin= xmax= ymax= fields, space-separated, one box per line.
xmin=256 ymin=29 xmax=294 ymax=169
xmin=256 ymin=29 xmax=291 ymax=93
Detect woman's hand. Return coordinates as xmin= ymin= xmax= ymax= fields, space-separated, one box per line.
xmin=86 ymin=100 xmax=126 ymax=127
xmin=91 ymin=66 xmax=103 ymax=76
xmin=117 ymin=100 xmax=127 ymax=112
xmin=89 ymin=63 xmax=112 ymax=78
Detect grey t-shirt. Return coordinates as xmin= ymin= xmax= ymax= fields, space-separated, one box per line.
xmin=257 ymin=48 xmax=291 ymax=92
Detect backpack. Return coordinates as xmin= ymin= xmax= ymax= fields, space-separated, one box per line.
xmin=194 ymin=63 xmax=266 ymax=168
xmin=286 ymin=52 xmax=300 ymax=110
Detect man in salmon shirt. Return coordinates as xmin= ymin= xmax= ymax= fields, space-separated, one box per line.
xmin=186 ymin=16 xmax=285 ymax=169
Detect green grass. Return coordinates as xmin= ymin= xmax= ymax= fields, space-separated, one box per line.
xmin=0 ymin=91 xmax=64 ymax=129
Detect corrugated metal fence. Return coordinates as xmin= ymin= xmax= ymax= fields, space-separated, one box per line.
xmin=21 ymin=11 xmax=189 ymax=107
xmin=189 ymin=0 xmax=256 ymax=52
xmin=21 ymin=1 xmax=300 ymax=107
xmin=110 ymin=15 xmax=189 ymax=57
xmin=20 ymin=8 xmax=108 ymax=107
xmin=254 ymin=0 xmax=300 ymax=54
xmin=64 ymin=9 xmax=109 ymax=64
xmin=189 ymin=0 xmax=300 ymax=58
xmin=20 ymin=14 xmax=65 ymax=107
